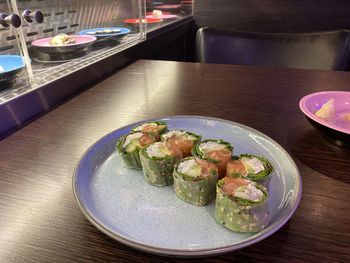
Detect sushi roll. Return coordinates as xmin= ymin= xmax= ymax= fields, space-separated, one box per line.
xmin=132 ymin=121 xmax=167 ymax=140
xmin=215 ymin=177 xmax=269 ymax=233
xmin=152 ymin=10 xmax=163 ymax=18
xmin=116 ymin=132 xmax=156 ymax=169
xmin=161 ymin=129 xmax=201 ymax=157
xmin=140 ymin=141 xmax=183 ymax=186
xmin=173 ymin=157 xmax=219 ymax=206
xmin=192 ymin=139 xmax=233 ymax=179
xmin=226 ymin=154 xmax=273 ymax=182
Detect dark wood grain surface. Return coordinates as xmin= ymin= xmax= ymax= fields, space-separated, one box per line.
xmin=0 ymin=60 xmax=350 ymax=262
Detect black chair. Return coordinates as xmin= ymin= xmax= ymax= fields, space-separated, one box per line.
xmin=196 ymin=27 xmax=350 ymax=70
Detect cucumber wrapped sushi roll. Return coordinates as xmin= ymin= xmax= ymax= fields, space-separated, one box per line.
xmin=173 ymin=157 xmax=218 ymax=206
xmin=161 ymin=129 xmax=201 ymax=157
xmin=192 ymin=139 xmax=233 ymax=179
xmin=116 ymin=132 xmax=157 ymax=169
xmin=140 ymin=141 xmax=183 ymax=186
xmin=215 ymin=177 xmax=269 ymax=233
xmin=226 ymin=154 xmax=273 ymax=182
xmin=132 ymin=121 xmax=167 ymax=140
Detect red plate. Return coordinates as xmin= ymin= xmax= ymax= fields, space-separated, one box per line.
xmin=146 ymin=11 xmax=171 ymax=16
xmin=123 ymin=18 xmax=162 ymax=24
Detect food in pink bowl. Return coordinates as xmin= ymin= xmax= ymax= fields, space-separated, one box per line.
xmin=32 ymin=34 xmax=96 ymax=47
xmin=31 ymin=34 xmax=96 ymax=54
xmin=299 ymin=91 xmax=350 ymax=145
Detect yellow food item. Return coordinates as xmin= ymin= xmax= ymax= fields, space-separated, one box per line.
xmin=49 ymin=33 xmax=76 ymax=46
xmin=315 ymin=98 xmax=336 ymax=121
xmin=343 ymin=113 xmax=350 ymax=122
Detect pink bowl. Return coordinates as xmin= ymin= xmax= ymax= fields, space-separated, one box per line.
xmin=31 ymin=35 xmax=96 ymax=54
xmin=299 ymin=91 xmax=350 ymax=135
xmin=299 ymin=91 xmax=350 ymax=147
xmin=32 ymin=35 xmax=96 ymax=47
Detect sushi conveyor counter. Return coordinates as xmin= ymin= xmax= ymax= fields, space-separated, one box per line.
xmin=0 ymin=59 xmax=349 ymax=262
xmin=0 ymin=16 xmax=194 ymax=138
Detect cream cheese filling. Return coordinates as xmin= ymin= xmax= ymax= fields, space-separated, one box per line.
xmin=123 ymin=132 xmax=143 ymax=148
xmin=177 ymin=159 xmax=201 ymax=177
xmin=146 ymin=142 xmax=171 ymax=158
xmin=198 ymin=141 xmax=226 ymax=154
xmin=234 ymin=183 xmax=264 ymax=202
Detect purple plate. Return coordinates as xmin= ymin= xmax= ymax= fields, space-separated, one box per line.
xmin=299 ymin=91 xmax=350 ymax=145
xmin=154 ymin=4 xmax=182 ymax=9
xmin=32 ymin=35 xmax=96 ymax=54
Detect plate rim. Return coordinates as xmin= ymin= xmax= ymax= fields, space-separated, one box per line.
xmin=154 ymin=4 xmax=182 ymax=9
xmin=0 ymin=55 xmax=25 ymax=73
xmin=31 ymin=35 xmax=97 ymax=47
xmin=77 ymin=27 xmax=131 ymax=38
xmin=299 ymin=91 xmax=350 ymax=135
xmin=123 ymin=18 xmax=162 ymax=24
xmin=145 ymin=14 xmax=178 ymax=19
xmin=72 ymin=115 xmax=302 ymax=257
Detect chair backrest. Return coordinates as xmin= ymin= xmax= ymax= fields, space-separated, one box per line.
xmin=196 ymin=27 xmax=350 ymax=70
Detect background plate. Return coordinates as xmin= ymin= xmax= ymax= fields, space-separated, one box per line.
xmin=78 ymin=27 xmax=130 ymax=39
xmin=0 ymin=55 xmax=25 ymax=86
xmin=73 ymin=116 xmax=302 ymax=257
xmin=154 ymin=4 xmax=182 ymax=9
xmin=145 ymin=14 xmax=178 ymax=19
xmin=32 ymin=35 xmax=96 ymax=54
xmin=123 ymin=18 xmax=162 ymax=24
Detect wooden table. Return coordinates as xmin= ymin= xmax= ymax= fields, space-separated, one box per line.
xmin=0 ymin=60 xmax=349 ymax=262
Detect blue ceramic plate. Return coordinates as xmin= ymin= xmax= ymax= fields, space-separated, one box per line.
xmin=78 ymin=27 xmax=130 ymax=39
xmin=73 ymin=116 xmax=301 ymax=257
xmin=0 ymin=55 xmax=26 ymax=85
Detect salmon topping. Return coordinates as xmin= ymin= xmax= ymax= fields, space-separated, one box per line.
xmin=165 ymin=141 xmax=183 ymax=159
xmin=226 ymin=159 xmax=247 ymax=177
xmin=206 ymin=149 xmax=232 ymax=178
xmin=142 ymin=124 xmax=160 ymax=134
xmin=221 ymin=177 xmax=249 ymax=196
xmin=167 ymin=137 xmax=194 ymax=157
xmin=139 ymin=134 xmax=156 ymax=147
xmin=195 ymin=159 xmax=218 ymax=178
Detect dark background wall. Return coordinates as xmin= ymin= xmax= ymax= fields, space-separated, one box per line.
xmin=144 ymin=1 xmax=350 ymax=63
xmin=193 ymin=0 xmax=350 ymax=33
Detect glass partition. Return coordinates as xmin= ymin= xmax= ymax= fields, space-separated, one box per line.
xmin=0 ymin=0 xmax=193 ymax=104
xmin=14 ymin=0 xmax=145 ymax=85
xmin=0 ymin=0 xmax=32 ymax=99
xmin=145 ymin=0 xmax=193 ymax=32
xmin=0 ymin=0 xmax=195 ymax=137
